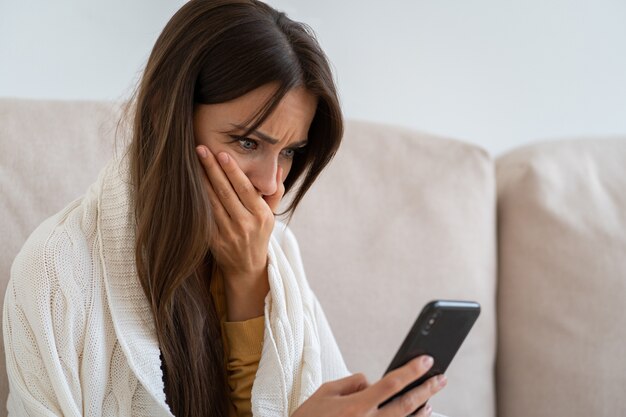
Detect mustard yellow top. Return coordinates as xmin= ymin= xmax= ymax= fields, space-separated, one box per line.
xmin=210 ymin=270 xmax=265 ymax=417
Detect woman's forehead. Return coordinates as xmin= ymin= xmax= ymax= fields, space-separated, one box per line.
xmin=195 ymin=86 xmax=317 ymax=138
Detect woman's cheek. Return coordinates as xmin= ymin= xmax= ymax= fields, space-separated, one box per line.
xmin=230 ymin=153 xmax=251 ymax=174
xmin=203 ymin=141 xmax=226 ymax=158
xmin=279 ymin=160 xmax=292 ymax=182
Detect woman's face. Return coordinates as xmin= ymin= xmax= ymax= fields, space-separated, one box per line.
xmin=193 ymin=83 xmax=317 ymax=199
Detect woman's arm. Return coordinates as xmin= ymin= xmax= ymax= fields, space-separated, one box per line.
xmin=210 ymin=269 xmax=264 ymax=417
xmin=3 ymin=225 xmax=86 ymax=417
xmin=222 ymin=316 xmax=265 ymax=417
xmin=195 ymin=146 xmax=280 ymax=307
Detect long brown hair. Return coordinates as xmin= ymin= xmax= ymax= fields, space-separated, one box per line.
xmin=121 ymin=1 xmax=342 ymax=415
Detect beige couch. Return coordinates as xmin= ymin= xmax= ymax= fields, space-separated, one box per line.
xmin=1 ymin=98 xmax=625 ymax=417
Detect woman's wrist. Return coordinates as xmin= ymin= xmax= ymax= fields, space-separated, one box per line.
xmin=223 ymin=267 xmax=270 ymax=322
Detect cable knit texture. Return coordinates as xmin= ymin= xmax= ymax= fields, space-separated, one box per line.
xmin=3 ymin=154 xmax=350 ymax=417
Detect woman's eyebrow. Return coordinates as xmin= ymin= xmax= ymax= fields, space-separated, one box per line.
xmin=228 ymin=123 xmax=308 ymax=147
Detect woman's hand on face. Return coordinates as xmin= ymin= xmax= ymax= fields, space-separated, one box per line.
xmin=195 ymin=145 xmax=284 ymax=286
xmin=292 ymin=356 xmax=446 ymax=417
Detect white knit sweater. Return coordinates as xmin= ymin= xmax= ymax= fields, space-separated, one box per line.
xmin=3 ymin=155 xmax=350 ymax=417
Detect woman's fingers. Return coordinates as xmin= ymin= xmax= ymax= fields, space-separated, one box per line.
xmin=293 ymin=363 xmax=446 ymax=417
xmin=214 ymin=150 xmax=268 ymax=215
xmin=195 ymin=146 xmax=250 ymax=218
xmin=377 ymin=374 xmax=446 ymax=417
xmin=367 ymin=356 xmax=433 ymax=407
xmin=413 ymin=402 xmax=433 ymax=417
xmin=202 ymin=171 xmax=227 ymax=232
xmin=195 ymin=146 xmax=283 ymax=217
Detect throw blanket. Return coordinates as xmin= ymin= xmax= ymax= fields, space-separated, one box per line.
xmin=3 ymin=154 xmax=350 ymax=416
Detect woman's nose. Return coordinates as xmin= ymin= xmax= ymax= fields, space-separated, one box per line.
xmin=248 ymin=159 xmax=278 ymax=196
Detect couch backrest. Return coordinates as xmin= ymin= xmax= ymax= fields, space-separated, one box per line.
xmin=0 ymin=98 xmax=498 ymax=417
xmin=496 ymin=138 xmax=626 ymax=417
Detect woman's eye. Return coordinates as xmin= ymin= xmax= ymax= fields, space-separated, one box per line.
xmin=237 ymin=137 xmax=257 ymax=151
xmin=281 ymin=148 xmax=295 ymax=158
xmin=281 ymin=146 xmax=306 ymax=159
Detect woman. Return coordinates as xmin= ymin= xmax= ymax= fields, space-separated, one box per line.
xmin=3 ymin=1 xmax=447 ymax=416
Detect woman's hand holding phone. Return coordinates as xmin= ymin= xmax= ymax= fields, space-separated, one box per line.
xmin=292 ymin=355 xmax=446 ymax=417
xmin=195 ymin=145 xmax=284 ymax=321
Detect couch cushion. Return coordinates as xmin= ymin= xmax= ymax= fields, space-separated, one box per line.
xmin=496 ymin=138 xmax=626 ymax=417
xmin=0 ymin=98 xmax=123 ymax=415
xmin=287 ymin=120 xmax=497 ymax=417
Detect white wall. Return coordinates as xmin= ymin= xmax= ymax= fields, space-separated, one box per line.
xmin=1 ymin=0 xmax=625 ymax=156
xmin=0 ymin=0 xmax=186 ymax=102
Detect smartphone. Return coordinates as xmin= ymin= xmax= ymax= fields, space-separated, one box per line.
xmin=378 ymin=300 xmax=481 ymax=412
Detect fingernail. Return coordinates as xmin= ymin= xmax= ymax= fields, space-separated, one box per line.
xmin=196 ymin=146 xmax=208 ymax=158
xmin=437 ymin=374 xmax=447 ymax=387
xmin=218 ymin=152 xmax=229 ymax=164
xmin=425 ymin=404 xmax=433 ymax=413
xmin=422 ymin=356 xmax=434 ymax=367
